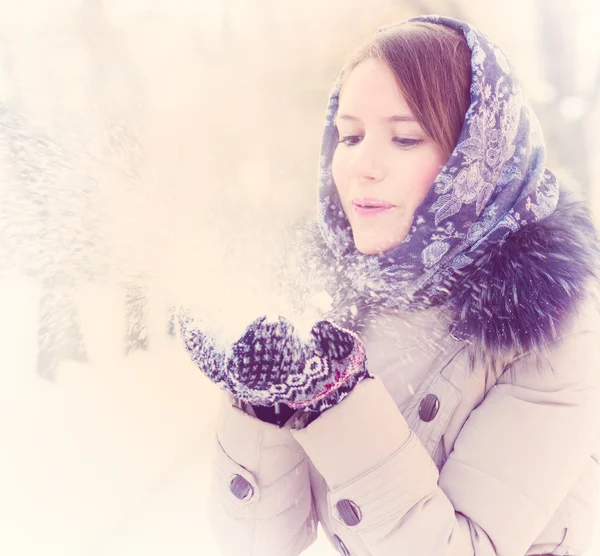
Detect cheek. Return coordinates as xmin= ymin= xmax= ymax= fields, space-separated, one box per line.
xmin=400 ymin=156 xmax=444 ymax=206
xmin=331 ymin=151 xmax=348 ymax=197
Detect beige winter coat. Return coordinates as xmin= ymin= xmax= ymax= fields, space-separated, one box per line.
xmin=208 ymin=297 xmax=600 ymax=556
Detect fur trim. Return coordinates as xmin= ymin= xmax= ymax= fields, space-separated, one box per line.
xmin=446 ymin=186 xmax=600 ymax=369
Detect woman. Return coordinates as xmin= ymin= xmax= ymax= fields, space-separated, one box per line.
xmin=182 ymin=15 xmax=600 ymax=555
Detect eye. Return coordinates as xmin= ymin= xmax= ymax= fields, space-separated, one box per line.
xmin=393 ymin=137 xmax=422 ymax=148
xmin=338 ymin=135 xmax=362 ymax=146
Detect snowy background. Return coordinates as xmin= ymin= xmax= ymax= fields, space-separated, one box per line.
xmin=1 ymin=1 xmax=600 ymax=554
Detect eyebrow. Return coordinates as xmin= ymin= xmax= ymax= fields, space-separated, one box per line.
xmin=337 ymin=114 xmax=417 ymax=123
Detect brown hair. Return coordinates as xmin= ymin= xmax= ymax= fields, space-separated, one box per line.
xmin=341 ymin=22 xmax=472 ymax=160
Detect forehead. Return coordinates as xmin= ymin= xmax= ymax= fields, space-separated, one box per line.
xmin=337 ymin=58 xmax=411 ymax=116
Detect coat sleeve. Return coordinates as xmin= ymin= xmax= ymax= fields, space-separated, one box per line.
xmin=208 ymin=389 xmax=318 ymax=556
xmin=290 ymin=329 xmax=600 ymax=556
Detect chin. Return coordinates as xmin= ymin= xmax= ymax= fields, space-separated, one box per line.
xmin=349 ymin=214 xmax=413 ymax=254
xmin=354 ymin=237 xmax=398 ymax=255
xmin=353 ymin=230 xmax=409 ymax=255
xmin=355 ymin=245 xmax=381 ymax=255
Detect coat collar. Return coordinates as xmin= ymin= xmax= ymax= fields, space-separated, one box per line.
xmin=444 ymin=184 xmax=600 ymax=368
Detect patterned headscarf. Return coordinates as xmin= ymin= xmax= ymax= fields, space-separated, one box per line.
xmin=317 ymin=15 xmax=560 ymax=311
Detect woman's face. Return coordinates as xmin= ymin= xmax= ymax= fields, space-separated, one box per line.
xmin=332 ymin=58 xmax=447 ymax=255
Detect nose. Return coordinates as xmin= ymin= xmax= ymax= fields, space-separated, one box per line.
xmin=347 ymin=138 xmax=384 ymax=183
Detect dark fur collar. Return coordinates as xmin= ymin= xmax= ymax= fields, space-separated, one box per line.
xmin=446 ymin=186 xmax=600 ymax=369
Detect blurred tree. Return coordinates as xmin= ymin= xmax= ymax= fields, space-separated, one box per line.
xmin=535 ymin=0 xmax=590 ymax=194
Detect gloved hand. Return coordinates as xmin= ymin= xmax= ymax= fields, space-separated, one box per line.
xmin=179 ymin=314 xmax=372 ymax=417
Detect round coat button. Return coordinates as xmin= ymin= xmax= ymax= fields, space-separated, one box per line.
xmin=419 ymin=393 xmax=440 ymax=422
xmin=229 ymin=474 xmax=253 ymax=500
xmin=333 ymin=534 xmax=351 ymax=555
xmin=336 ymin=499 xmax=362 ymax=526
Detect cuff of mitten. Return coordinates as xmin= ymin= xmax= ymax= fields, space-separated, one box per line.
xmin=289 ymin=370 xmax=373 ymax=429
xmin=250 ymin=403 xmax=298 ymax=428
xmin=216 ymin=390 xmax=306 ymax=481
xmin=290 ymin=375 xmax=411 ymax=489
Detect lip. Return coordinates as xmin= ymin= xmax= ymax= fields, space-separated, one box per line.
xmin=352 ymin=198 xmax=394 ymax=217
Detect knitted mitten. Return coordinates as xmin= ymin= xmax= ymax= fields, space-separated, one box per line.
xmin=228 ymin=317 xmax=372 ymax=414
xmin=179 ymin=314 xmax=372 ymax=417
